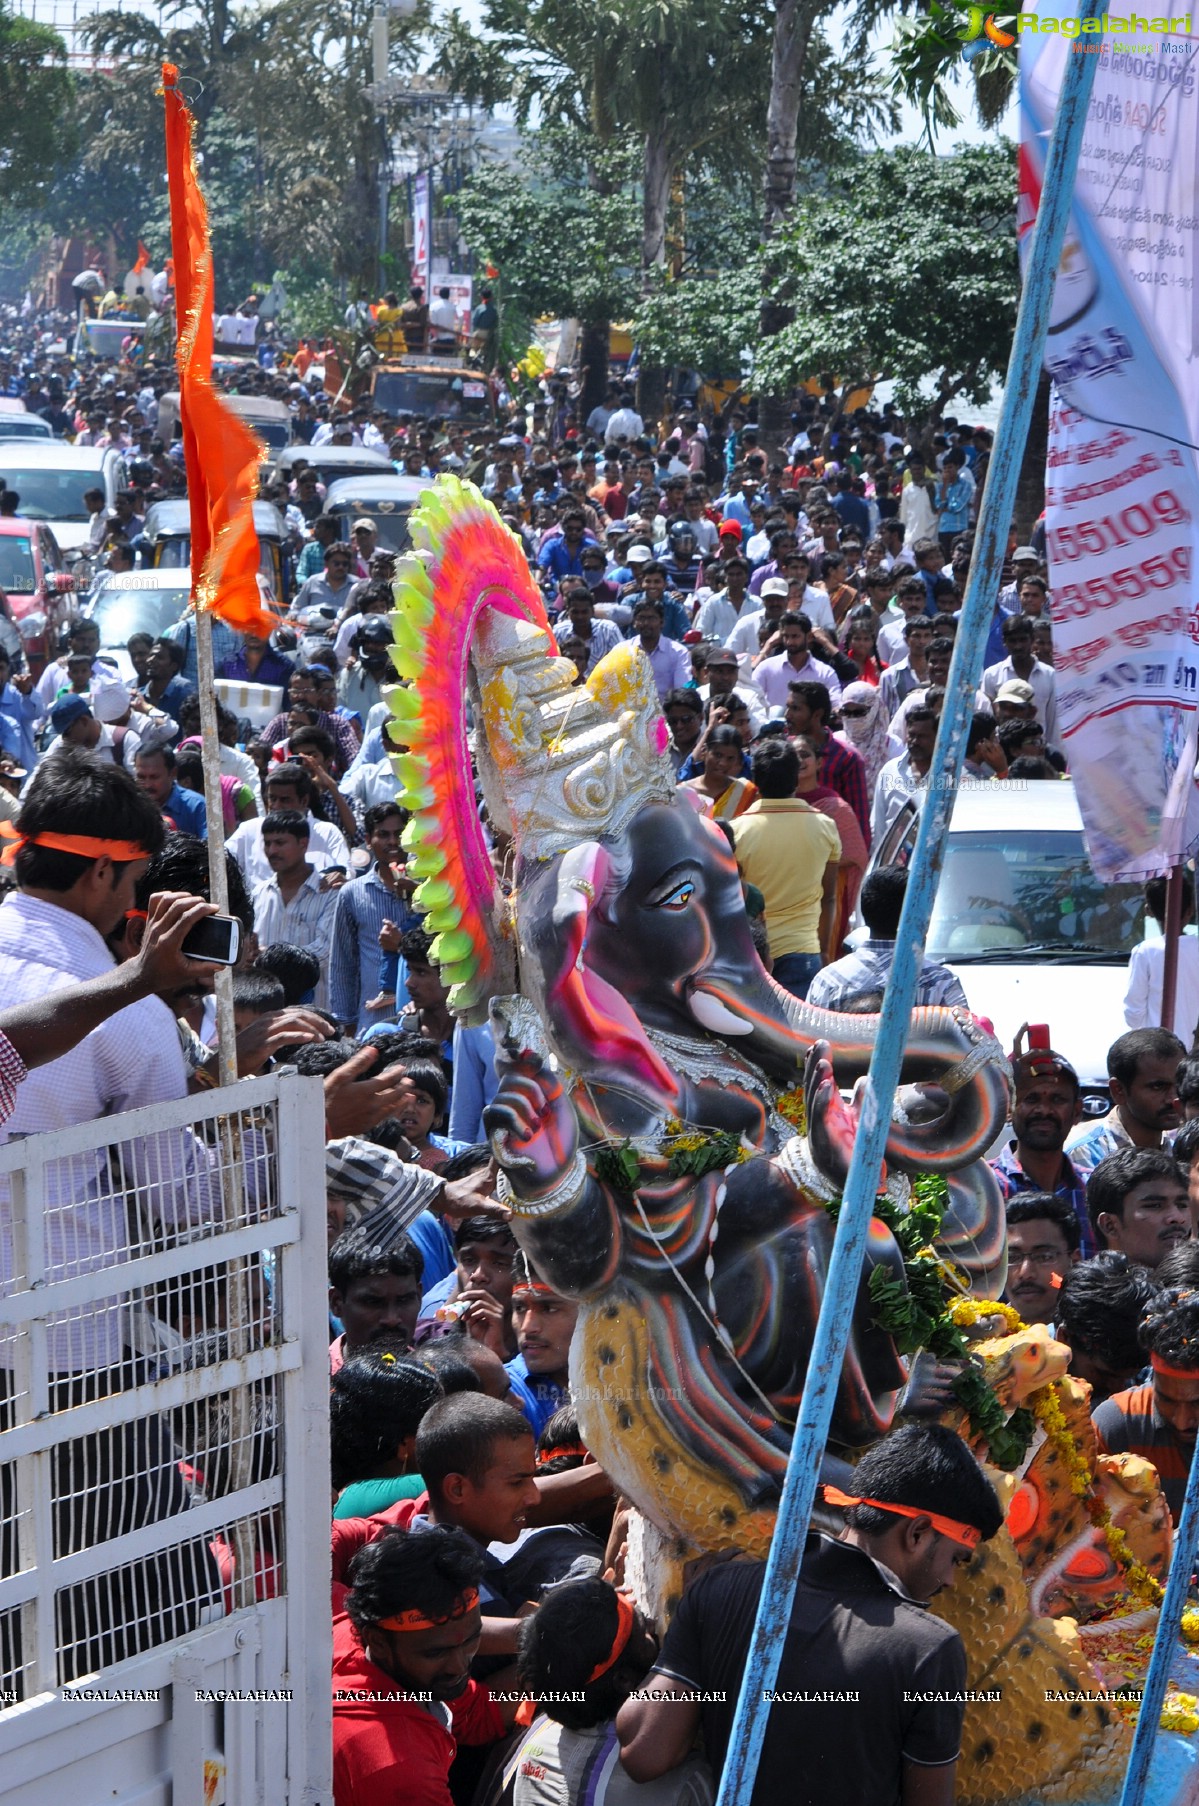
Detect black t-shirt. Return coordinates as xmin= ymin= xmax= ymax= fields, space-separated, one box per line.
xmin=654 ymin=1537 xmax=966 ymax=1806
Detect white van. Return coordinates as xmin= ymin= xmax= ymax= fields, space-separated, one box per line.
xmin=873 ymin=779 xmax=1146 ymax=1119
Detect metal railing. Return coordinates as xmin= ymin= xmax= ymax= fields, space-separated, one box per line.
xmin=0 ymin=1072 xmax=331 ymax=1806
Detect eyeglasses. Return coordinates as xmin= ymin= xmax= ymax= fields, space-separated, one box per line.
xmin=840 ymin=706 xmax=870 ymax=719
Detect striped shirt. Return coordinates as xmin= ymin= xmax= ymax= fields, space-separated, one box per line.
xmin=0 ymin=1031 xmax=26 ymax=1124
xmin=819 ymin=731 xmax=871 ymax=849
xmin=1093 ymin=1385 xmax=1193 ymax=1521
xmin=989 ymin=1143 xmax=1094 ymax=1260
xmin=252 ymin=868 xmax=340 ymax=1009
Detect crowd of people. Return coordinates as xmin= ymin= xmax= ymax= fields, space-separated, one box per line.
xmin=2 ymin=320 xmax=1196 ymax=1806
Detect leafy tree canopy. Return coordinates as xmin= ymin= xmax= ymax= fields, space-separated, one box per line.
xmin=753 ymin=143 xmax=1017 ymax=413
xmin=0 ymin=0 xmax=76 ymax=210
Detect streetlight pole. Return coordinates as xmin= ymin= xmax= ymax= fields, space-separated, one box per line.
xmin=370 ymin=0 xmax=418 ymax=277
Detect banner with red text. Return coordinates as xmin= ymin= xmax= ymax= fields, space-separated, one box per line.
xmin=1021 ymin=29 xmax=1199 ymax=878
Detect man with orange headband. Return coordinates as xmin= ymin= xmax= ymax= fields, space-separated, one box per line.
xmin=334 ymin=1522 xmax=518 ymax=1806
xmin=515 ymin=1575 xmax=710 ymax=1806
xmin=1094 ymin=1284 xmax=1199 ymax=1522
xmin=618 ymin=1423 xmax=1003 ymax=1806
xmin=0 ymin=750 xmax=237 ymax=1678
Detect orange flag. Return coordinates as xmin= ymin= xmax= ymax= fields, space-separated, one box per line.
xmin=132 ymin=240 xmax=150 ymax=275
xmin=161 ymin=63 xmax=272 ymax=635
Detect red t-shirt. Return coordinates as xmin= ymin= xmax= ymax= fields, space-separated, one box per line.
xmin=332 ymin=1614 xmax=505 ymax=1806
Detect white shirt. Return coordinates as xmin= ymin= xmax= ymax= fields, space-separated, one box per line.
xmin=692 ymin=591 xmax=754 ymax=643
xmin=754 ymin=651 xmax=843 ymax=709
xmin=252 ymin=867 xmax=339 ymax=1009
xmin=1124 ymin=934 xmax=1199 ymax=1047
xmin=724 ymin=608 xmax=780 ymax=665
xmin=604 ymin=406 xmax=644 ymax=443
xmin=429 ymin=296 xmax=458 ymax=335
xmin=0 ymin=894 xmax=228 ymax=1372
xmin=981 ymin=656 xmax=1059 ymax=745
xmin=340 ymin=756 xmax=401 ymax=813
xmin=227 ymin=811 xmax=350 ymax=889
xmin=898 ymin=482 xmax=938 ymax=545
xmin=870 ymin=751 xmax=930 ymax=845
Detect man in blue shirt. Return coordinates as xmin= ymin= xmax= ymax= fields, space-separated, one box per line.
xmin=536 ymin=508 xmax=595 ymax=587
xmin=0 ymin=648 xmax=39 ymax=773
xmin=328 ymin=802 xmax=419 ymax=1031
xmin=133 ymin=743 xmax=208 ymax=838
xmin=831 ymin=471 xmax=871 ymax=539
xmin=505 ymin=1254 xmax=576 ymax=1439
xmin=140 ymin=637 xmax=197 ymax=721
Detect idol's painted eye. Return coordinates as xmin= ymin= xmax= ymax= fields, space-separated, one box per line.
xmin=658 ymin=879 xmax=696 ymax=912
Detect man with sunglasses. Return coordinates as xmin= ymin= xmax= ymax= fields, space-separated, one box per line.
xmin=291 ymin=540 xmax=357 ymax=620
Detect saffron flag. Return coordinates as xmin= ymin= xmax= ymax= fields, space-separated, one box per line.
xmin=132 ymin=240 xmax=150 ymax=275
xmin=161 ymin=62 xmax=272 ymax=635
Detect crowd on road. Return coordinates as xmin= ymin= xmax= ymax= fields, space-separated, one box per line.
xmin=4 ymin=303 xmax=1199 ymax=1806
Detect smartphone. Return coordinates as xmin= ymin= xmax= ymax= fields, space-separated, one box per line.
xmin=181 ymin=914 xmax=242 ymax=965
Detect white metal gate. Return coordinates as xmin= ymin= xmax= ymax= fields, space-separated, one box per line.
xmin=0 ymin=1072 xmax=331 ymax=1806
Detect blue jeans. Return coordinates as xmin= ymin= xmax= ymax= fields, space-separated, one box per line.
xmin=771 ymin=952 xmax=822 ymax=1000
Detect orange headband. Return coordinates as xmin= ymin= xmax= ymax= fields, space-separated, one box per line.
xmin=537 ymin=1444 xmax=587 ymax=1467
xmin=587 ymin=1591 xmax=636 ymax=1683
xmin=1151 ymin=1354 xmax=1199 ymax=1382
xmin=822 ymin=1485 xmax=981 ymax=1552
xmin=0 ymin=823 xmax=150 ymax=869
xmin=376 ymin=1587 xmax=480 ymax=1633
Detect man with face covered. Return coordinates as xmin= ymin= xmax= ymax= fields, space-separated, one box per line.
xmin=334 ymin=1523 xmax=515 ymax=1805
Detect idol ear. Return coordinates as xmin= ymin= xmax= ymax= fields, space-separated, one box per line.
xmin=531 ymin=841 xmax=681 ymax=1108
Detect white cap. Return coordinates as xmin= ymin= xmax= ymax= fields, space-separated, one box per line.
xmin=761 ymin=577 xmax=790 ymax=600
xmin=90 ymin=673 xmax=133 ymax=723
xmin=627 ymin=545 xmax=654 ymax=565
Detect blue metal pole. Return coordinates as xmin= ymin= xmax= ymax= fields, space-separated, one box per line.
xmin=1119 ymin=1437 xmax=1199 ymax=1806
xmin=714 ymin=21 xmax=1103 ymax=1806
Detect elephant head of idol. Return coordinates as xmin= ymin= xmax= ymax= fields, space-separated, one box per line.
xmin=467 ymin=612 xmax=1010 ymax=1179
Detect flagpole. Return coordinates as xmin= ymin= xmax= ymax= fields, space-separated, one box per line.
xmin=194 ymin=608 xmax=239 ymax=1088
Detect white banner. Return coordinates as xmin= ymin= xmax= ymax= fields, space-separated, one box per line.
xmin=1021 ymin=29 xmax=1199 ymax=877
xmin=411 ymin=171 xmax=431 ymax=293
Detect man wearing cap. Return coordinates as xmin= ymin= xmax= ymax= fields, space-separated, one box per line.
xmin=695 ymin=642 xmax=767 ymax=734
xmin=722 ymin=577 xmax=791 ymax=673
xmin=989 ymin=1044 xmax=1092 ymax=1257
xmin=999 ymin=545 xmax=1043 ymax=613
xmin=619 ymin=1422 xmax=1003 ymax=1806
xmin=350 ymin=517 xmax=378 ymax=579
xmin=982 ymin=614 xmax=1058 ymax=744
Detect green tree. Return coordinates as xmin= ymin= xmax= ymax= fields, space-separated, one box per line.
xmin=754 ymin=143 xmax=1017 ymax=426
xmin=0 ymin=0 xmax=75 ymax=210
xmin=453 ymin=133 xmax=641 ymax=370
xmin=890 ymin=0 xmax=1017 ymax=142
xmin=636 ymin=144 xmax=1017 ymax=428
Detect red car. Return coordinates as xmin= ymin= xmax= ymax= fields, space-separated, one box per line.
xmin=0 ymin=517 xmax=76 ymax=672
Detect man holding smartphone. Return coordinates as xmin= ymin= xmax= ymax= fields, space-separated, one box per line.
xmin=0 ymin=750 xmax=239 ymax=1679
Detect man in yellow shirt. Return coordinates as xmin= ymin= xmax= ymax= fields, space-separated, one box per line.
xmin=731 ymin=738 xmax=840 ymax=999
